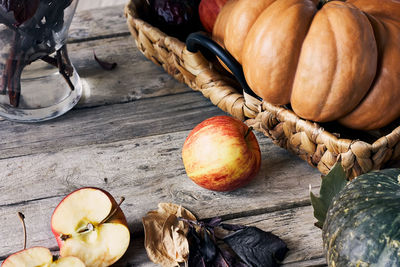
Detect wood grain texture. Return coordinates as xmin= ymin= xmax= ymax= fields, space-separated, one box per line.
xmin=0 ymin=203 xmax=325 ymax=265
xmin=224 ymin=205 xmax=324 ymax=264
xmin=0 ymin=91 xmax=218 ymax=159
xmin=69 ymin=36 xmax=190 ymax=108
xmin=69 ymin=4 xmax=129 ymax=42
xmin=114 ymin=205 xmax=326 ymax=266
xmin=114 ymin=236 xmax=326 ymax=267
xmin=0 ymin=130 xmax=321 ymax=258
xmin=23 ymin=35 xmax=190 ymax=110
xmin=77 ymin=1 xmax=128 ymax=12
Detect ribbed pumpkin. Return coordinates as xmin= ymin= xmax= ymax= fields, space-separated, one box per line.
xmin=213 ymin=0 xmax=400 ymax=130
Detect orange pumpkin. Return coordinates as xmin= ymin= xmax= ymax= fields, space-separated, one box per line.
xmin=214 ymin=0 xmax=400 ymax=130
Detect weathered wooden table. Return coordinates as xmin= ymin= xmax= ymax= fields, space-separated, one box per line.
xmin=0 ymin=5 xmax=326 ymax=266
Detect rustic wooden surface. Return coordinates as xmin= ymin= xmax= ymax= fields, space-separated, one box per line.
xmin=0 ymin=4 xmax=327 ymax=266
xmin=77 ymin=0 xmax=127 ymax=12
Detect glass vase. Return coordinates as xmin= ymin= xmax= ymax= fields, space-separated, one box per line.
xmin=0 ymin=0 xmax=81 ymax=122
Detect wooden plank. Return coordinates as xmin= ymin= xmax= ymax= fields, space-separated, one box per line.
xmin=114 ymin=206 xmax=326 ymax=266
xmin=283 ymin=258 xmax=327 ymax=267
xmin=0 ymin=130 xmax=321 ymax=257
xmin=77 ymin=1 xmax=127 ymax=12
xmin=224 ymin=205 xmax=324 ymax=265
xmin=115 ymin=235 xmax=326 ymax=267
xmin=114 ymin=205 xmax=325 ymax=266
xmin=69 ymin=5 xmax=130 ymax=43
xmin=27 ymin=35 xmax=190 ymax=109
xmin=0 ymin=205 xmax=325 ymax=266
xmin=0 ymin=91 xmax=219 ymax=159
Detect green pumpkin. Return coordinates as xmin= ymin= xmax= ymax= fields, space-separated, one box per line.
xmin=322 ymin=168 xmax=400 ymax=266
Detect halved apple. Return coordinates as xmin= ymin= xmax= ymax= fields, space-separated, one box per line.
xmin=1 ymin=247 xmax=85 ymax=267
xmin=51 ymin=188 xmax=130 ymax=267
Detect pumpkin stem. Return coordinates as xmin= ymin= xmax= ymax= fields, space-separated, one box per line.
xmin=318 ymin=0 xmax=345 ymax=9
xmin=318 ymin=0 xmax=327 ymax=9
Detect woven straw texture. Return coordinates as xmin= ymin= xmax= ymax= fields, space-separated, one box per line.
xmin=125 ymin=0 xmax=400 ymax=178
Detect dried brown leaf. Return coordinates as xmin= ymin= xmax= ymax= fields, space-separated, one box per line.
xmin=143 ymin=203 xmax=196 ymax=267
xmin=163 ymin=214 xmax=190 ymax=263
xmin=93 ymin=52 xmax=117 ymax=70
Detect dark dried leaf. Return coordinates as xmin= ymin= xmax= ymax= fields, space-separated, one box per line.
xmin=201 ymin=228 xmax=218 ymax=263
xmin=223 ymin=227 xmax=289 ymax=267
xmin=202 ymin=217 xmax=222 ymax=228
xmin=217 ymin=245 xmax=248 ymax=267
xmin=183 ymin=216 xmax=288 ymax=267
xmin=94 ymin=52 xmax=117 ymax=71
xmin=188 ymin=226 xmax=247 ymax=267
xmin=213 ymin=251 xmax=230 ymax=267
xmin=151 ymin=0 xmax=196 ymax=26
xmin=220 ymin=223 xmax=246 ymax=232
xmin=188 ymin=227 xmax=207 ymax=267
xmin=0 ymin=0 xmax=40 ymax=25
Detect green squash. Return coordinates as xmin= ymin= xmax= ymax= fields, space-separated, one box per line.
xmin=322 ymin=168 xmax=400 ymax=266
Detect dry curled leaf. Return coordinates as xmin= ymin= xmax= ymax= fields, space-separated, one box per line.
xmin=94 ymin=51 xmax=117 ymax=70
xmin=143 ymin=203 xmax=197 ymax=267
xmin=182 ymin=218 xmax=288 ymax=267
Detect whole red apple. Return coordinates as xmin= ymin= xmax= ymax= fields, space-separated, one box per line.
xmin=182 ymin=116 xmax=261 ymax=191
xmin=199 ymin=0 xmax=228 ymax=32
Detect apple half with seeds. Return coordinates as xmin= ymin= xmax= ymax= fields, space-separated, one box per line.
xmin=51 ymin=188 xmax=130 ymax=267
xmin=2 ymin=247 xmax=85 ymax=267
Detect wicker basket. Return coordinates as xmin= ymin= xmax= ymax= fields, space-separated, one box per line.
xmin=125 ymin=0 xmax=400 ymax=178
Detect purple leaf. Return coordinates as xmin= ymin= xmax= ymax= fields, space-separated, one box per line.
xmin=188 ymin=227 xmax=207 ymax=267
xmin=223 ymin=227 xmax=289 ymax=267
xmin=201 ymin=228 xmax=218 ymax=263
xmin=220 ymin=223 xmax=246 ymax=232
xmin=94 ymin=52 xmax=117 ymax=71
xmin=151 ymin=0 xmax=196 ymax=26
xmin=1 ymin=0 xmax=40 ymax=25
xmin=202 ymin=217 xmax=222 ymax=228
xmin=216 ymin=246 xmax=248 ymax=267
xmin=213 ymin=251 xmax=230 ymax=267
xmin=184 ymin=216 xmax=288 ymax=267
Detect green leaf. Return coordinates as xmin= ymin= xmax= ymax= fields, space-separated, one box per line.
xmin=310 ymin=162 xmax=348 ymax=228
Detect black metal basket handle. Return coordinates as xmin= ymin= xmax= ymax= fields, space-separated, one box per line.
xmin=186 ymin=32 xmax=261 ymax=100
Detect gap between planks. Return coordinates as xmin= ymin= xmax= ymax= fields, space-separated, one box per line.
xmin=0 ymin=90 xmax=220 ymax=160
xmin=68 ymin=4 xmax=129 ymax=42
xmin=0 ymin=129 xmax=322 ymax=257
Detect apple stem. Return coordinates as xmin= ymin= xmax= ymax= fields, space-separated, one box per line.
xmin=60 ymin=234 xmax=71 ymax=241
xmin=244 ymin=126 xmax=254 ymax=139
xmin=100 ymin=197 xmax=125 ymax=224
xmin=18 ymin=212 xmax=27 ymax=250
